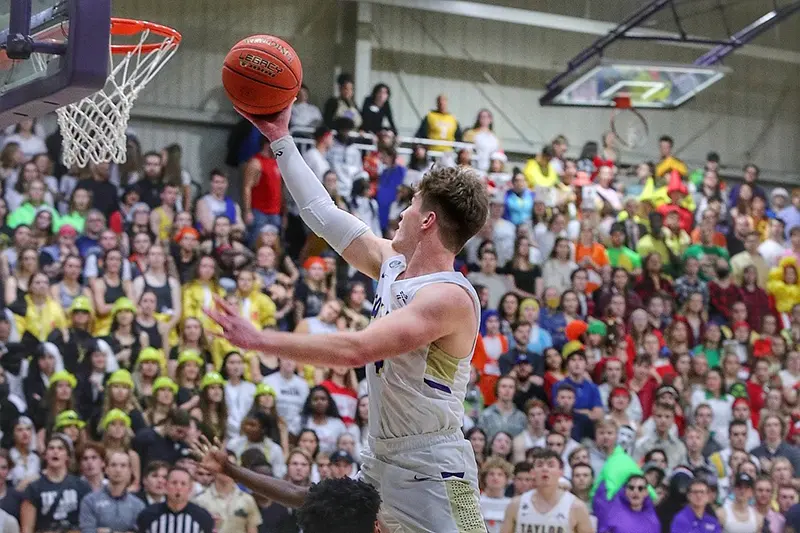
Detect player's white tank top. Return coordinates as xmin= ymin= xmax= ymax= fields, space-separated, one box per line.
xmin=515 ymin=489 xmax=575 ymax=533
xmin=721 ymin=501 xmax=757 ymax=533
xmin=366 ymin=255 xmax=480 ymax=441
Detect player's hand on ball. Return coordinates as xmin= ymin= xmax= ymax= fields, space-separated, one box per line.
xmin=234 ymin=103 xmax=293 ymax=142
xmin=205 ymin=295 xmax=265 ymax=350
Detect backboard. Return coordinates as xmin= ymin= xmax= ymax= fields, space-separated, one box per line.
xmin=540 ymin=60 xmax=730 ymax=109
xmin=0 ymin=0 xmax=110 ymax=129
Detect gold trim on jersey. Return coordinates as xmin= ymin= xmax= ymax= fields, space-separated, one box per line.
xmin=425 ymin=343 xmax=460 ymax=386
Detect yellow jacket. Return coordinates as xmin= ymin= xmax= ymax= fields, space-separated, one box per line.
xmin=767 ymin=257 xmax=800 ymax=313
xmin=654 ymin=155 xmax=688 ymax=179
xmin=523 ymin=158 xmax=559 ymax=189
xmin=640 ymin=177 xmax=696 ymax=211
xmin=14 ymin=295 xmax=68 ymax=341
xmin=182 ymin=281 xmax=226 ymax=333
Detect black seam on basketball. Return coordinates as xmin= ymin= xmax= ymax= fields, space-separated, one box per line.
xmin=224 ymin=49 xmax=300 ymax=89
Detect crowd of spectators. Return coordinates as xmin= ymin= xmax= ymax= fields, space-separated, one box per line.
xmin=0 ymin=69 xmax=799 ymax=533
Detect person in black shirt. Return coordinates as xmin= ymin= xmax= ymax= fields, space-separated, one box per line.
xmin=20 ymin=435 xmax=91 ymax=533
xmin=360 ymin=84 xmax=397 ymax=135
xmin=132 ymin=409 xmax=193 ymax=478
xmin=137 ymin=467 xmax=214 ymax=533
xmin=132 ymin=152 xmax=165 ymax=209
xmin=0 ymin=451 xmax=23 ymax=519
xmin=75 ymin=164 xmax=119 ymax=219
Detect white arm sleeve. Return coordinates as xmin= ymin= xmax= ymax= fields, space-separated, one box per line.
xmin=270 ymin=136 xmax=369 ymax=255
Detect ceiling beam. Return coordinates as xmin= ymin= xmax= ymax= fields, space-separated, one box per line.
xmin=344 ymin=0 xmax=800 ymax=66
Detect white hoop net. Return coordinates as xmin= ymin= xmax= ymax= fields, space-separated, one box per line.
xmin=56 ymin=26 xmax=180 ymax=167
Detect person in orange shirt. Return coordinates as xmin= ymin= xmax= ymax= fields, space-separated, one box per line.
xmin=574 ymin=223 xmax=610 ymax=293
xmin=691 ymin=208 xmax=727 ymax=248
xmin=472 ymin=310 xmax=509 ymax=406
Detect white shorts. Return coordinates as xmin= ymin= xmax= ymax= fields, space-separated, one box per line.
xmin=358 ymin=430 xmax=486 ymax=533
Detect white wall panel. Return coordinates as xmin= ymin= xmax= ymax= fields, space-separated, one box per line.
xmin=370 ymin=4 xmax=800 ymax=181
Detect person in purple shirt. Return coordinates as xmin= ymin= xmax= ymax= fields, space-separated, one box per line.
xmin=552 ymin=350 xmax=603 ymax=420
xmin=594 ymin=475 xmax=660 ymax=533
xmin=670 ymin=478 xmax=722 ymax=533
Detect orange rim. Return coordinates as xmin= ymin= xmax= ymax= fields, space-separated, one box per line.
xmin=110 ymin=17 xmax=181 ymax=54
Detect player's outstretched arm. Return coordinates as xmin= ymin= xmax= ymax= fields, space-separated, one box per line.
xmin=191 ymin=436 xmax=308 ymax=508
xmin=499 ymin=497 xmax=520 ymax=533
xmin=236 ymin=105 xmax=394 ymax=280
xmin=207 ymin=283 xmax=476 ymax=367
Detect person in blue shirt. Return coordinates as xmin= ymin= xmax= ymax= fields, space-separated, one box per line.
xmin=551 ymin=349 xmax=603 ymax=421
xmin=503 ymin=171 xmax=534 ymax=226
xmin=670 ymin=478 xmax=722 ymax=533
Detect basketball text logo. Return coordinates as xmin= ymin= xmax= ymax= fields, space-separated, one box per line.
xmin=238 ymin=53 xmax=283 ymax=78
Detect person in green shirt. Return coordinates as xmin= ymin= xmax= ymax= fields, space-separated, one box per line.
xmin=7 ymin=178 xmax=60 ymax=229
xmin=56 ymin=186 xmax=92 ymax=234
xmin=607 ymin=222 xmax=642 ymax=274
xmin=683 ymin=226 xmax=730 ymax=281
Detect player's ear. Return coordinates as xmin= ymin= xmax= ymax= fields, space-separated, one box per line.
xmin=420 ymin=210 xmax=436 ymax=230
xmin=373 ymin=520 xmax=382 ymax=533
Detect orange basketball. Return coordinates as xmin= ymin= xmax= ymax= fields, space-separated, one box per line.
xmin=222 ymin=35 xmax=303 ymax=115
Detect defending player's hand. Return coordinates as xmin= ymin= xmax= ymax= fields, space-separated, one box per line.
xmin=233 ymin=102 xmax=293 ymax=142
xmin=205 ymin=295 xmax=265 ymax=350
xmin=189 ymin=434 xmax=229 ymax=474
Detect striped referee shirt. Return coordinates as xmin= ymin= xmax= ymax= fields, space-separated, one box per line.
xmin=136 ymin=501 xmax=215 ymax=533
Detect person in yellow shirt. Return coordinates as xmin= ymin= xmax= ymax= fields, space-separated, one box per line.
xmin=523 ymin=145 xmax=559 ymax=189
xmin=414 ymin=94 xmax=462 ymax=153
xmin=12 ymin=272 xmax=68 ymax=341
xmin=730 ymin=231 xmax=770 ymax=288
xmin=182 ymin=255 xmax=226 ymax=333
xmin=655 ymin=135 xmax=688 ymax=178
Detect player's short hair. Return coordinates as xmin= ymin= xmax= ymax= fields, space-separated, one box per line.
xmin=417 ymin=165 xmax=489 ymax=253
xmin=297 ymin=477 xmax=381 ymax=533
xmin=533 ymin=448 xmax=564 ymax=468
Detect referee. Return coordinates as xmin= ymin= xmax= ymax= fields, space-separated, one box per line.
xmin=137 ymin=467 xmax=214 ymax=533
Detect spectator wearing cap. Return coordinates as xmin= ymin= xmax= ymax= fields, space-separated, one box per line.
xmin=552 ymin=348 xmax=603 ymax=421
xmin=132 ymin=409 xmax=193 ymax=478
xmin=716 ymin=472 xmax=764 ymax=532
xmin=329 ymin=449 xmax=356 ymax=480
xmin=477 ymin=376 xmax=526 ymax=440
xmin=633 ymin=401 xmax=687 ymax=471
xmin=227 ymin=411 xmax=286 ymax=479
xmin=414 ymin=94 xmax=461 ymax=153
xmin=79 ymin=450 xmax=145 ymax=533
xmin=39 ymin=223 xmax=79 ymax=265
xmin=20 ymin=434 xmax=91 ymax=533
xmin=777 ymin=189 xmax=800 ymax=239
xmin=192 ymin=449 xmax=262 ymax=533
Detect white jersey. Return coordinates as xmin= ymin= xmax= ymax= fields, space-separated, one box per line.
xmin=366 ymin=255 xmax=480 ymax=441
xmin=515 ymin=489 xmax=575 ymax=533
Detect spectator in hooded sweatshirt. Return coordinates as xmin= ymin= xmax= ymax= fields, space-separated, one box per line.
xmin=594 ymin=474 xmax=660 ymax=533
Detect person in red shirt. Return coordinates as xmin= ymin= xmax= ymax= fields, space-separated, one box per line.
xmin=656 ymin=171 xmax=693 ymax=233
xmin=320 ymin=367 xmax=359 ymax=426
xmin=628 ymin=355 xmax=660 ymax=420
xmin=243 ymin=137 xmax=283 ymax=246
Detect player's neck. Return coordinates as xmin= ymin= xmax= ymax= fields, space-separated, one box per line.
xmin=535 ymin=485 xmax=560 ymax=503
xmin=402 ymin=243 xmax=455 ymax=279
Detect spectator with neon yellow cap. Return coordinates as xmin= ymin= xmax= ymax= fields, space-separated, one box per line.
xmin=167 ymin=317 xmax=213 ymax=377
xmin=175 ymin=349 xmax=205 ymax=412
xmin=249 ymin=383 xmax=290 ymax=453
xmin=144 ymin=377 xmax=178 ymax=427
xmin=198 ymin=371 xmax=228 ymax=442
xmin=52 ymin=409 xmax=86 ymax=453
xmin=38 ymin=370 xmax=77 ymax=450
xmin=101 ymin=408 xmax=142 ymax=492
xmin=46 ymin=295 xmax=95 ymax=375
xmin=100 ymin=297 xmax=148 ymax=369
xmin=91 ymin=369 xmax=145 ymax=440
xmin=132 ymin=347 xmax=165 ymax=405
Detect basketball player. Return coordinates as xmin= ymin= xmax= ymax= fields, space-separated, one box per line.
xmin=500 ymin=449 xmax=594 ymax=533
xmin=208 ymin=103 xmax=489 ymax=533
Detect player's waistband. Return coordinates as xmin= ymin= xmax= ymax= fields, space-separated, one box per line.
xmin=368 ymin=428 xmax=464 ymax=455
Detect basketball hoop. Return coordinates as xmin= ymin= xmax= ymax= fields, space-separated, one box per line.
xmin=610 ymin=95 xmax=649 ymax=150
xmin=56 ymin=18 xmax=181 ymax=167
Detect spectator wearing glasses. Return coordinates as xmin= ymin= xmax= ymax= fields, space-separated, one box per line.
xmin=594 ymin=473 xmax=660 ymax=533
